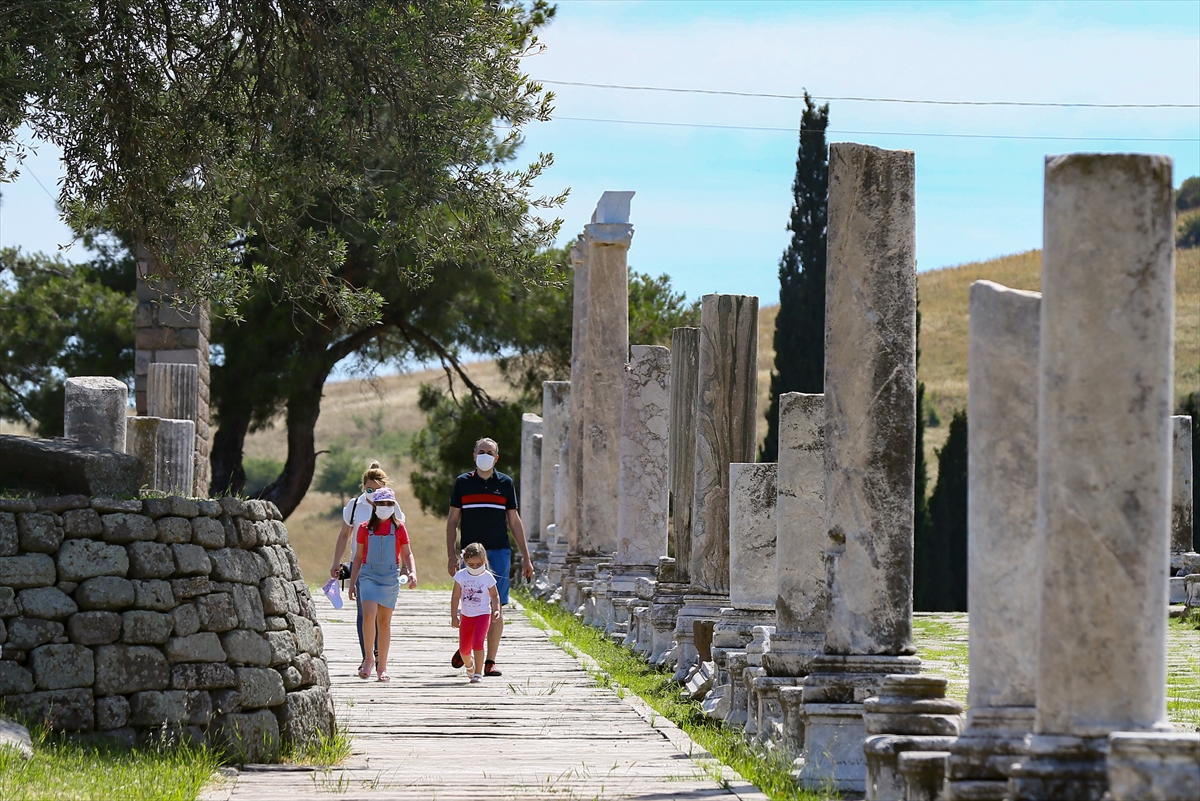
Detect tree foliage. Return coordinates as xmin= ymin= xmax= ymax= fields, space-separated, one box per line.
xmin=2 ymin=0 xmax=563 ymax=321
xmin=760 ymin=94 xmax=829 ymax=461
xmin=0 ymin=238 xmax=135 ymax=436
xmin=916 ymin=408 xmax=968 ymax=612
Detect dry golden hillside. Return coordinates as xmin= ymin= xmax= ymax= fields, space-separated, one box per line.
xmin=253 ymin=248 xmax=1198 ymax=584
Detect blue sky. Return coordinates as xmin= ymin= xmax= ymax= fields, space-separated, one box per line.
xmin=1 ymin=0 xmax=1197 ymax=312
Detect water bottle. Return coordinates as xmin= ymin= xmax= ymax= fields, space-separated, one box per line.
xmin=399 ymin=574 xmax=409 ymax=586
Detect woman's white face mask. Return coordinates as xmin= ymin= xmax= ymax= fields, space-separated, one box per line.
xmin=466 ymin=564 xmax=489 ymax=577
xmin=474 ymin=453 xmax=496 ymax=472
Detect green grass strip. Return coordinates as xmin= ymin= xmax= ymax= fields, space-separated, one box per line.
xmin=0 ymin=726 xmax=221 ymax=801
xmin=517 ymin=590 xmax=829 ymax=801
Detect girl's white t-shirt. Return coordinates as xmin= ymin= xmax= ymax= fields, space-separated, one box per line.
xmin=342 ymin=492 xmax=405 ymax=560
xmin=454 ymin=568 xmax=497 ymax=618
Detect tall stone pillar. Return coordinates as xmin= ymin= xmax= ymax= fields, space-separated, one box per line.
xmin=546 ymin=443 xmax=570 ymax=592
xmin=1009 ymin=154 xmax=1176 ymax=801
xmin=578 ymin=192 xmax=634 ymax=558
xmin=945 ymin=280 xmax=1041 ymax=801
xmin=669 ymin=326 xmax=701 ymax=583
xmin=136 ymin=245 xmax=211 ymax=496
xmin=64 ymin=377 xmax=128 ymax=452
xmin=673 ymin=294 xmax=758 ymax=681
xmin=539 ymin=382 xmax=571 ymax=570
xmin=794 ymin=144 xmax=920 ymax=794
xmin=764 ymin=392 xmax=826 ymax=677
xmin=610 ymin=345 xmax=671 ymax=634
xmin=562 ymin=236 xmax=588 ymax=608
xmin=520 ymin=413 xmax=543 ymax=553
xmin=1171 ymin=415 xmax=1194 ymax=559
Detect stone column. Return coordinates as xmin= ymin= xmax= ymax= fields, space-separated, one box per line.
xmin=1008 ymin=154 xmax=1176 ymax=801
xmin=945 ymin=280 xmax=1041 ymax=801
xmin=794 ymin=144 xmax=920 ymax=794
xmin=610 ymin=345 xmax=671 ymax=635
xmin=1171 ymin=415 xmax=1194 ymax=558
xmin=64 ymin=377 xmax=128 ymax=452
xmin=126 ymin=416 xmax=160 ymax=490
xmin=520 ymin=413 xmax=543 ymax=552
xmin=673 ymin=294 xmax=758 ymax=681
xmin=147 ymin=363 xmax=199 ymax=422
xmin=561 ymin=236 xmax=588 ymax=608
xmin=669 ymin=326 xmax=701 ymax=583
xmin=764 ymin=392 xmax=826 ymax=678
xmin=158 ymin=418 xmax=196 ymax=496
xmin=539 ymin=381 xmax=571 ymax=570
xmin=645 ymin=327 xmax=699 ymax=667
xmin=578 ymin=192 xmax=633 ymax=558
xmin=546 ymin=448 xmax=570 ymax=593
xmin=136 ymin=245 xmax=210 ymax=495
xmin=707 ymin=462 xmax=776 ymax=725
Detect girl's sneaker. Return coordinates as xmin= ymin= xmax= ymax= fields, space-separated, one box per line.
xmin=469 ymin=673 xmax=482 ymax=684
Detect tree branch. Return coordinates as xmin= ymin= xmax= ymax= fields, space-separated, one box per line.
xmin=396 ymin=317 xmax=494 ymax=408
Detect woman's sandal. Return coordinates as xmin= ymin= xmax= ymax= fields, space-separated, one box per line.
xmin=377 ymin=670 xmax=390 ymax=683
xmin=484 ymin=660 xmax=502 ymax=677
xmin=358 ymin=659 xmax=374 ymax=680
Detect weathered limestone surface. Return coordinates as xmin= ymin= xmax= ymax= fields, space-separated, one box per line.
xmin=728 ymin=463 xmax=776 ymax=611
xmin=1009 ymin=154 xmax=1176 ymax=801
xmin=577 ymin=194 xmax=633 ymax=557
xmin=147 ymin=363 xmax=199 ymax=424
xmin=765 ymin=393 xmax=826 ymax=677
xmin=821 ymin=143 xmax=917 ymax=656
xmin=669 ymin=327 xmax=700 ymax=585
xmin=615 ymin=346 xmax=671 ymax=568
xmin=539 ymin=382 xmax=570 ymax=546
xmin=64 ymin=377 xmax=128 ymax=453
xmin=945 ymin=280 xmax=1041 ymax=801
xmin=0 ymin=435 xmax=142 ymax=498
xmin=565 ymin=235 xmax=588 ymax=559
xmin=157 ymin=419 xmax=196 ymax=497
xmin=1171 ymin=415 xmax=1194 ymax=555
xmin=520 ymin=414 xmax=543 ymax=546
xmin=795 ymin=143 xmax=919 ymax=795
xmin=1106 ymin=732 xmax=1200 ymax=801
xmin=690 ymin=294 xmax=759 ymax=594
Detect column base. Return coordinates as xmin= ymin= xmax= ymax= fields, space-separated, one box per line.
xmin=752 ymin=676 xmax=803 ymax=751
xmin=761 ymin=630 xmax=824 ymax=677
xmin=1008 ymin=734 xmax=1110 ymax=801
xmin=794 ymin=654 xmax=921 ymax=792
xmin=864 ymin=735 xmax=958 ymax=801
xmin=791 ymin=702 xmax=870 ymax=794
xmin=646 ymin=581 xmax=687 ymax=666
xmin=945 ymin=705 xmax=1036 ymax=801
xmin=1106 ymin=732 xmax=1200 ymax=801
xmin=670 ymin=594 xmax=727 ymax=682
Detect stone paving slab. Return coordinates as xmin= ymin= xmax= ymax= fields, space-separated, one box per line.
xmin=217 ymin=589 xmax=766 ymax=801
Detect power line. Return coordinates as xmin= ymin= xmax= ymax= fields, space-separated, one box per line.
xmin=539 ymin=79 xmax=1200 ymax=109
xmin=551 ymin=115 xmax=1199 ymax=142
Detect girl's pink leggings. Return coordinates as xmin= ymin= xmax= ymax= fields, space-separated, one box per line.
xmin=459 ymin=613 xmax=491 ymax=653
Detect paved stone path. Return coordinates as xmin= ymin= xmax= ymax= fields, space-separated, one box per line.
xmin=209 ymin=589 xmax=766 ymax=801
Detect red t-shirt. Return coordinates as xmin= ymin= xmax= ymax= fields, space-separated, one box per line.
xmin=356 ymin=519 xmax=409 ymax=564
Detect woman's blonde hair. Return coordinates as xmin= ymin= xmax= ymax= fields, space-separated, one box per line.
xmin=362 ymin=461 xmax=389 ymax=488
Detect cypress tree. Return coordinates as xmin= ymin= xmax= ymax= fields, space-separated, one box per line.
xmin=925 ymin=409 xmax=969 ymax=611
xmin=760 ymin=94 xmax=829 ymax=461
xmin=912 ymin=298 xmax=936 ymax=610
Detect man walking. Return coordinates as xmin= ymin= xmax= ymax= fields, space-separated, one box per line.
xmin=446 ymin=437 xmax=534 ymax=676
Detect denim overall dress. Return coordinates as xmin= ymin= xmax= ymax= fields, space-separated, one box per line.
xmin=357 ymin=521 xmax=399 ymax=609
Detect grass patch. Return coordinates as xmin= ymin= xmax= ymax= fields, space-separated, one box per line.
xmin=283 ymin=722 xmax=354 ymax=766
xmin=1168 ymin=615 xmax=1200 ymax=733
xmin=0 ymin=724 xmax=220 ymax=801
xmin=516 ymin=590 xmax=827 ymax=801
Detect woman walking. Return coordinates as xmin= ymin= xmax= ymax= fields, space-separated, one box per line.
xmin=330 ymin=462 xmax=397 ymax=677
xmin=349 ymin=487 xmax=416 ymax=681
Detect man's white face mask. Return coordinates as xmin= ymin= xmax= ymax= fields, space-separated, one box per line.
xmin=475 ymin=453 xmax=496 ymax=472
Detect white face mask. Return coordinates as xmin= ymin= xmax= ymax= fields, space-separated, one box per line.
xmin=474 ymin=453 xmax=496 ymax=472
xmin=466 ymin=563 xmax=489 ymax=577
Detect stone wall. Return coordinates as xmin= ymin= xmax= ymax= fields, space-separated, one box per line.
xmin=0 ymin=493 xmax=333 ymax=762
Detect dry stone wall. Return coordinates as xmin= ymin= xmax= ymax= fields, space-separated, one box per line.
xmin=0 ymin=493 xmax=333 ymax=762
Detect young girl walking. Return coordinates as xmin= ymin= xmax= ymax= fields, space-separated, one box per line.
xmin=349 ymin=487 xmax=416 ymax=682
xmin=450 ymin=542 xmax=501 ymax=684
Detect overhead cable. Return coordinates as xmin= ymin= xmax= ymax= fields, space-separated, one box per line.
xmin=538 ymin=79 xmax=1200 ymax=109
xmin=550 ymin=115 xmax=1199 ymax=143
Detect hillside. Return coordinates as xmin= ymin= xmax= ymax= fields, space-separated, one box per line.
xmin=246 ymin=248 xmax=1198 ymax=585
